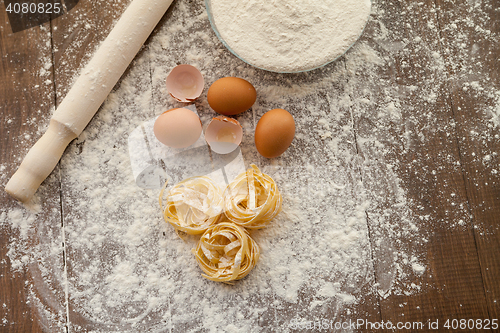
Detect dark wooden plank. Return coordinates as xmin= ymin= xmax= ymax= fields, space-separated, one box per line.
xmin=348 ymin=0 xmax=492 ymax=328
xmin=2 ymin=0 xmax=497 ymax=331
xmin=51 ymin=0 xmax=129 ymax=95
xmin=0 ymin=7 xmax=67 ymax=333
xmin=147 ymin=1 xmax=385 ymax=328
xmin=437 ymin=0 xmax=500 ymax=320
xmin=48 ymin=1 xmax=151 ymax=331
xmin=47 ymin=0 xmax=384 ymax=329
xmin=250 ymin=85 xmax=384 ymax=330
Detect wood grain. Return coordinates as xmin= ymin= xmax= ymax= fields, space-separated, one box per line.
xmin=437 ymin=0 xmax=500 ymax=320
xmin=1 ymin=0 xmax=499 ymax=331
xmin=0 ymin=6 xmax=65 ymax=333
xmin=349 ymin=0 xmax=497 ymax=328
xmin=49 ymin=1 xmax=137 ymax=331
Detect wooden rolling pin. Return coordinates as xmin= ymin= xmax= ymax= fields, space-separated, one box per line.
xmin=5 ymin=0 xmax=174 ymax=203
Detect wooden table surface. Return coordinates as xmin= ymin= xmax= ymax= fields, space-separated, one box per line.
xmin=1 ymin=0 xmax=499 ymax=332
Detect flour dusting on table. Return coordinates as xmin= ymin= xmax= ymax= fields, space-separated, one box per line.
xmin=1 ymin=0 xmax=499 ymax=332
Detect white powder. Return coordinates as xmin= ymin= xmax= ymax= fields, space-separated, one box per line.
xmin=2 ymin=0 xmax=499 ymax=331
xmin=210 ymin=0 xmax=371 ymax=72
xmin=412 ymin=262 xmax=426 ymax=276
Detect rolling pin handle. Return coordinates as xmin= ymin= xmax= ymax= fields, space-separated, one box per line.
xmin=5 ymin=120 xmax=77 ymax=203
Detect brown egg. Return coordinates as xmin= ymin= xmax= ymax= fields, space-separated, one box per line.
xmin=207 ymin=77 xmax=257 ymax=115
xmin=153 ymin=108 xmax=202 ymax=148
xmin=255 ymin=108 xmax=295 ymax=158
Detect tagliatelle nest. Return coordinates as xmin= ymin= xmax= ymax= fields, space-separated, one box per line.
xmin=192 ymin=222 xmax=260 ymax=282
xmin=159 ymin=176 xmax=223 ymax=235
xmin=223 ymin=164 xmax=282 ymax=229
xmin=158 ymin=165 xmax=282 ymax=282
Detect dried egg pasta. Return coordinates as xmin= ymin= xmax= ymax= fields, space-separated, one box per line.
xmin=193 ymin=222 xmax=260 ymax=282
xmin=223 ymin=164 xmax=282 ymax=229
xmin=160 ymin=176 xmax=223 ymax=235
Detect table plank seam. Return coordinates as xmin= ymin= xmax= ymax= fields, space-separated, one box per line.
xmin=434 ymin=0 xmax=493 ymax=319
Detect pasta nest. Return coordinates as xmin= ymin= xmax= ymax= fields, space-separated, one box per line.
xmin=193 ymin=222 xmax=260 ymax=282
xmin=223 ymin=164 xmax=282 ymax=229
xmin=160 ymin=176 xmax=223 ymax=235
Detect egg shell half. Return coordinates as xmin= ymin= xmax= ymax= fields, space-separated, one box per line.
xmin=254 ymin=108 xmax=295 ymax=158
xmin=166 ymin=65 xmax=204 ymax=102
xmin=153 ymin=108 xmax=202 ymax=148
xmin=207 ymin=77 xmax=257 ymax=116
xmin=205 ymin=116 xmax=243 ymax=154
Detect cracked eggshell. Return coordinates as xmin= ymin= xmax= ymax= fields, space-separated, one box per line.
xmin=205 ymin=116 xmax=243 ymax=154
xmin=153 ymin=108 xmax=202 ymax=148
xmin=166 ymin=64 xmax=204 ymax=102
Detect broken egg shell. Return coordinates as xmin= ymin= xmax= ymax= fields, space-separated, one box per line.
xmin=166 ymin=64 xmax=204 ymax=102
xmin=205 ymin=116 xmax=243 ymax=154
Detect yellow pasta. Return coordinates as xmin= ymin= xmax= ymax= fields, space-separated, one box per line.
xmin=193 ymin=222 xmax=260 ymax=282
xmin=223 ymin=164 xmax=282 ymax=229
xmin=159 ymin=165 xmax=283 ymax=282
xmin=159 ymin=176 xmax=223 ymax=235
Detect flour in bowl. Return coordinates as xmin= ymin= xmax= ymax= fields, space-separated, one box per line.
xmin=209 ymin=0 xmax=372 ymax=72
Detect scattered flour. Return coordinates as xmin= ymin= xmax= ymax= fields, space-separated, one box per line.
xmin=412 ymin=262 xmax=426 ymax=276
xmin=1 ymin=0 xmax=499 ymax=332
